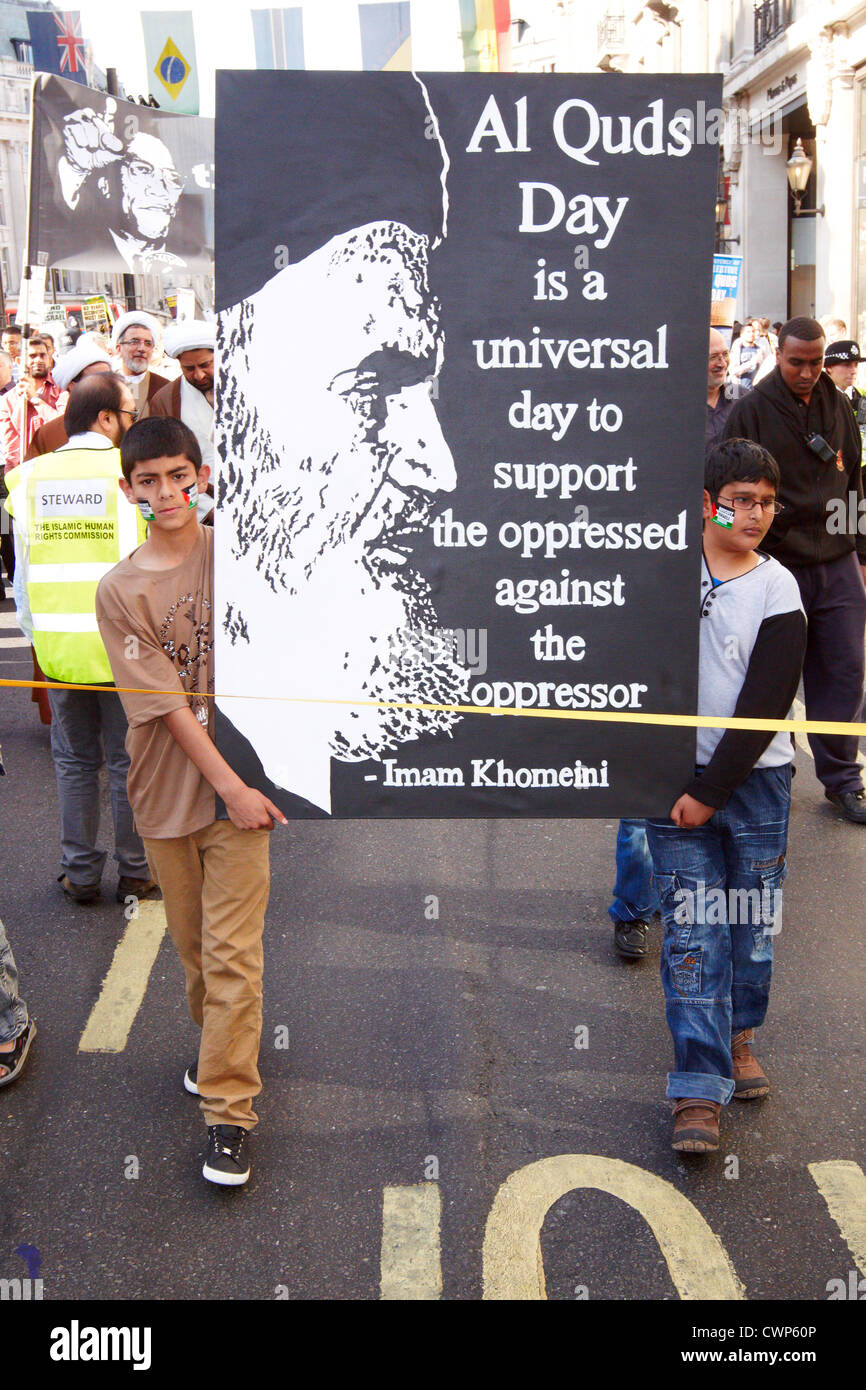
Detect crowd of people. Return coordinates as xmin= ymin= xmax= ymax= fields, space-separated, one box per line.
xmin=1 ymin=304 xmax=864 ymax=1177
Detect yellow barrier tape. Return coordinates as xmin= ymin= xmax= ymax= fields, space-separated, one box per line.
xmin=1 ymin=676 xmax=864 ymax=737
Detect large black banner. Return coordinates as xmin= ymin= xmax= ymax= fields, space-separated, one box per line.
xmin=28 ymin=74 xmax=213 ymax=274
xmin=214 ymin=71 xmax=721 ymax=818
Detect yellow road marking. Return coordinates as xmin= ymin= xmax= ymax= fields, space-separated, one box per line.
xmin=380 ymin=1184 xmax=442 ymax=1300
xmin=808 ymin=1161 xmax=866 ymax=1276
xmin=78 ymin=901 xmax=167 ymax=1053
xmin=482 ymin=1154 xmax=745 ymax=1300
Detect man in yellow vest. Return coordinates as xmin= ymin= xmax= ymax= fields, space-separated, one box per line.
xmin=4 ymin=373 xmax=158 ymax=904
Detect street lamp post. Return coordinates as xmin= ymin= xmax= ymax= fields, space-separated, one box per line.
xmin=786 ymin=138 xmax=825 ymax=217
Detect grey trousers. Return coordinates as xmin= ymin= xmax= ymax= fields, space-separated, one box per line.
xmin=47 ymin=687 xmax=148 ymax=885
xmin=0 ymin=913 xmax=27 ymax=1044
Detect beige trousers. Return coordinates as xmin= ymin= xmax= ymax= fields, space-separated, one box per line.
xmin=144 ymin=820 xmax=271 ymax=1129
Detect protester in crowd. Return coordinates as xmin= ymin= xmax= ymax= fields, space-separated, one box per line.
xmin=0 ymin=337 xmax=62 ymax=471
xmin=0 ymin=349 xmax=14 ymax=595
xmin=15 ymin=338 xmax=115 ymax=724
xmin=753 ymin=316 xmax=776 ymax=358
xmin=145 ymin=320 xmax=214 ymax=470
xmin=14 ymin=338 xmax=118 ymax=728
xmin=727 ymin=319 xmax=765 ymax=390
xmin=0 ymin=349 xmax=13 ymax=398
xmin=96 ymin=416 xmax=287 ymax=1187
xmin=145 ymin=321 xmax=215 ymax=520
xmin=823 ymin=338 xmax=862 ymax=398
xmin=26 ymin=334 xmax=114 ymax=458
xmin=4 ymin=373 xmax=157 ymax=905
xmin=1 ymin=324 xmax=22 ymax=384
xmin=824 ymin=339 xmax=866 ymax=454
xmin=820 ymin=315 xmax=847 ymax=341
xmin=646 ymin=438 xmax=806 ymax=1152
xmin=111 ymin=311 xmax=169 ymax=416
xmin=0 ymin=911 xmax=35 ymax=1089
xmin=706 ymin=327 xmax=743 ymax=457
xmin=38 ymin=328 xmax=56 ymax=370
xmin=724 ymin=316 xmax=866 ymax=823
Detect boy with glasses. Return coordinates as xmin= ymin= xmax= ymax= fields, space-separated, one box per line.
xmin=646 ymin=439 xmax=806 ymax=1153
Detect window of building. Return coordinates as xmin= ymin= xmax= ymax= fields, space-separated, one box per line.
xmin=11 ymin=39 xmax=33 ymax=64
xmin=754 ymin=1 xmax=794 ymax=56
xmin=1 ymin=80 xmax=25 ymax=114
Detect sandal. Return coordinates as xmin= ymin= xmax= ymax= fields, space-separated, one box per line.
xmin=0 ymin=1020 xmax=36 ymax=1088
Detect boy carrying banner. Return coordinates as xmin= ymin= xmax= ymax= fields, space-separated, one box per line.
xmin=646 ymin=439 xmax=807 ymax=1153
xmin=95 ymin=418 xmax=287 ymax=1186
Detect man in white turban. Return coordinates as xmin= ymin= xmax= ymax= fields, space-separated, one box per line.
xmin=146 ymin=320 xmax=214 ymax=474
xmin=111 ymin=310 xmax=169 ymax=416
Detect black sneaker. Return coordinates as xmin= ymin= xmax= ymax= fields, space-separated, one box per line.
xmin=202 ymin=1125 xmax=250 ymax=1186
xmin=183 ymin=1063 xmax=199 ymax=1095
xmin=613 ymin=917 xmax=650 ymax=959
xmin=825 ymin=789 xmax=866 ymax=824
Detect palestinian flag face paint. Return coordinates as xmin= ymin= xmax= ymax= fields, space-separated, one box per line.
xmin=712 ymin=500 xmax=735 ymax=530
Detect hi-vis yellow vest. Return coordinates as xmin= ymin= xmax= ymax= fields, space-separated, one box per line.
xmin=4 ymin=447 xmax=145 ymax=684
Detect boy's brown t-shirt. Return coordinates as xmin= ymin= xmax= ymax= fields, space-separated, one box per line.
xmin=95 ymin=524 xmax=216 ymax=838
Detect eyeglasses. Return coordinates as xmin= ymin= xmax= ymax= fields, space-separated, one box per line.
xmin=117 ymin=408 xmax=139 ymax=421
xmin=120 ymin=336 xmax=154 ymax=350
xmin=717 ymin=493 xmax=784 ymax=515
xmin=124 ymin=158 xmax=185 ymax=195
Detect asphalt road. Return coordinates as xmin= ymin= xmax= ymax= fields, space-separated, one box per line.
xmin=1 ymin=589 xmax=865 ymax=1321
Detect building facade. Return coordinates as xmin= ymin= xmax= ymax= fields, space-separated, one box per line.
xmin=0 ymin=0 xmax=210 ymax=324
xmin=721 ymin=0 xmax=866 ymax=340
xmin=510 ymin=2 xmax=866 ymax=335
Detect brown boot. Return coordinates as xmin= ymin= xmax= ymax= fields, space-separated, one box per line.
xmin=671 ymin=1098 xmax=721 ymax=1152
xmin=731 ymin=1028 xmax=769 ymax=1099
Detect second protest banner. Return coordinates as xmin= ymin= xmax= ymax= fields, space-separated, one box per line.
xmin=214 ymin=71 xmax=721 ymax=818
xmin=28 ymin=74 xmax=213 ymax=275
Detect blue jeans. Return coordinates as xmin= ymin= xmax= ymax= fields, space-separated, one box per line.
xmin=609 ymin=819 xmax=659 ymax=923
xmin=0 ymin=913 xmax=28 ymax=1044
xmin=645 ymin=764 xmax=791 ymax=1106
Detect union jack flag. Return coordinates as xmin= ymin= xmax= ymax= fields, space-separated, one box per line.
xmin=55 ymin=13 xmax=86 ymax=74
xmin=27 ymin=10 xmax=88 ymax=85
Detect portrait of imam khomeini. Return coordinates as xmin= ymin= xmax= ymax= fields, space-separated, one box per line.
xmin=214 ymin=76 xmax=469 ymax=816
